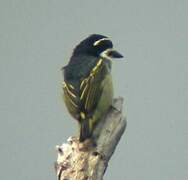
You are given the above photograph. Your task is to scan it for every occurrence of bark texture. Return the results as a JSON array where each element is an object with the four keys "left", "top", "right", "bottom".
[{"left": 54, "top": 97, "right": 127, "bottom": 180}]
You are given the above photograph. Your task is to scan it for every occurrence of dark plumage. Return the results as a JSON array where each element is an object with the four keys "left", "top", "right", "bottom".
[{"left": 62, "top": 34, "right": 123, "bottom": 142}]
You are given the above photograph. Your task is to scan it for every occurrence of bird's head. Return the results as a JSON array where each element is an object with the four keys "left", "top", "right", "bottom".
[{"left": 72, "top": 34, "right": 123, "bottom": 60}]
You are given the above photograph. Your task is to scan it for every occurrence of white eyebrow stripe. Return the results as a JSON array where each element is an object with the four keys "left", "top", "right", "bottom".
[{"left": 93, "top": 38, "right": 110, "bottom": 46}]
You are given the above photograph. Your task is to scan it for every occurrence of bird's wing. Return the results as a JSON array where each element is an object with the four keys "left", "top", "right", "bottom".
[
  {"left": 79, "top": 59, "right": 107, "bottom": 114},
  {"left": 62, "top": 59, "right": 108, "bottom": 119},
  {"left": 62, "top": 80, "right": 81, "bottom": 119}
]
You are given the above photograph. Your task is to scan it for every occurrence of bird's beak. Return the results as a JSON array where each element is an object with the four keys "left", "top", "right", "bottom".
[
  {"left": 108, "top": 49, "right": 124, "bottom": 58},
  {"left": 100, "top": 48, "right": 124, "bottom": 60}
]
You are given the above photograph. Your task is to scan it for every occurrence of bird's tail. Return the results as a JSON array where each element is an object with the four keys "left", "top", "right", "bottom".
[{"left": 79, "top": 118, "right": 92, "bottom": 142}]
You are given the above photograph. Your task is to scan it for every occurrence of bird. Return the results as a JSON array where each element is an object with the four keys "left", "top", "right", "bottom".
[{"left": 62, "top": 34, "right": 123, "bottom": 142}]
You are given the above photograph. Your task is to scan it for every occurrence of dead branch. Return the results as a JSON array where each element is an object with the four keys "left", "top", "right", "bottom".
[{"left": 54, "top": 97, "right": 127, "bottom": 180}]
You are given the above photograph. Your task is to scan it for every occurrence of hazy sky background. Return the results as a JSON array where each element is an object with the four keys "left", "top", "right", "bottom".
[{"left": 0, "top": 0, "right": 188, "bottom": 180}]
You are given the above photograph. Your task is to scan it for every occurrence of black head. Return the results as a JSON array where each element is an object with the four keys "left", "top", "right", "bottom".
[{"left": 71, "top": 34, "right": 123, "bottom": 60}]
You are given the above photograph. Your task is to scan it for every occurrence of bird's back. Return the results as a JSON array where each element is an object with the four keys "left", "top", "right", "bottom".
[{"left": 62, "top": 55, "right": 112, "bottom": 122}]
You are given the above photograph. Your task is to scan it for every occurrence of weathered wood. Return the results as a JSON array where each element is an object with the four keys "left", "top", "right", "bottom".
[{"left": 54, "top": 97, "right": 127, "bottom": 180}]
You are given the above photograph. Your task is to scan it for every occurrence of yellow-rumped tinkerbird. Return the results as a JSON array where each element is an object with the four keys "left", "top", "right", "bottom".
[{"left": 62, "top": 34, "right": 123, "bottom": 142}]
